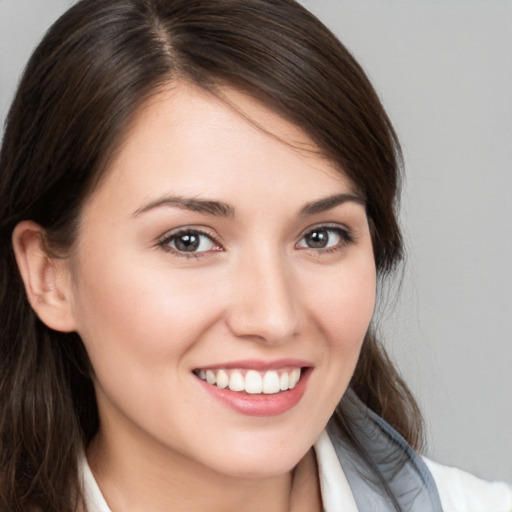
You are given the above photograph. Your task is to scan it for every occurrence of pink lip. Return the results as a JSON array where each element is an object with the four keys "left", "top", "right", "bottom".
[
  {"left": 194, "top": 361, "right": 313, "bottom": 417},
  {"left": 196, "top": 358, "right": 312, "bottom": 371}
]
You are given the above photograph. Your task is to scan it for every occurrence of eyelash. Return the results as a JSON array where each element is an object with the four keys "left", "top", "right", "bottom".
[{"left": 157, "top": 224, "right": 355, "bottom": 259}]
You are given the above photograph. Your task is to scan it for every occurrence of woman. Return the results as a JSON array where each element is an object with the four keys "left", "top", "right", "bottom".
[{"left": 0, "top": 0, "right": 510, "bottom": 511}]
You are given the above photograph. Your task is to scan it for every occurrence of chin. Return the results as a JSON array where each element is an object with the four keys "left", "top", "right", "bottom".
[{"left": 198, "top": 434, "right": 312, "bottom": 480}]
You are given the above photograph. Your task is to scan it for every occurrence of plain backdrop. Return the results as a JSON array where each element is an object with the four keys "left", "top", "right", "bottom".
[{"left": 1, "top": 0, "right": 511, "bottom": 483}]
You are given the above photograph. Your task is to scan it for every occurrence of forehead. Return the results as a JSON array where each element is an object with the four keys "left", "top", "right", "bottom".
[{"left": 83, "top": 81, "right": 357, "bottom": 217}]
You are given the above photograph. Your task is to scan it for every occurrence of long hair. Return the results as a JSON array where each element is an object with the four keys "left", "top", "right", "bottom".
[{"left": 0, "top": 0, "right": 422, "bottom": 509}]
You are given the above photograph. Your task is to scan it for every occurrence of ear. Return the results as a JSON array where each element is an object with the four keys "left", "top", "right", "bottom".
[{"left": 12, "top": 221, "right": 77, "bottom": 332}]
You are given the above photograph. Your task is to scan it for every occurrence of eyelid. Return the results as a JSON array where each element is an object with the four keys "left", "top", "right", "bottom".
[{"left": 298, "top": 222, "right": 353, "bottom": 239}]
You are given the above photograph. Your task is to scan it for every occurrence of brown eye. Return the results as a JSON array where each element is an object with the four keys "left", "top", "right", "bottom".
[
  {"left": 174, "top": 233, "right": 200, "bottom": 252},
  {"left": 164, "top": 230, "right": 217, "bottom": 253},
  {"left": 297, "top": 226, "right": 351, "bottom": 250},
  {"left": 304, "top": 229, "right": 331, "bottom": 249}
]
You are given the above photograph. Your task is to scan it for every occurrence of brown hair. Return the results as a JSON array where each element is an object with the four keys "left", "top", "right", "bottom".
[{"left": 0, "top": 0, "right": 422, "bottom": 510}]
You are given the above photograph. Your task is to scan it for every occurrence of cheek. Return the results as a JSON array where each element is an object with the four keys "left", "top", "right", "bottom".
[
  {"left": 310, "top": 259, "right": 376, "bottom": 349},
  {"left": 287, "top": 258, "right": 376, "bottom": 446},
  {"left": 69, "top": 256, "right": 224, "bottom": 438},
  {"left": 69, "top": 252, "right": 219, "bottom": 379},
  {"left": 306, "top": 256, "right": 376, "bottom": 403}
]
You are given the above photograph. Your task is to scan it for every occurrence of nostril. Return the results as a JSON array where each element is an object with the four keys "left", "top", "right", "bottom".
[{"left": 225, "top": 303, "right": 299, "bottom": 343}]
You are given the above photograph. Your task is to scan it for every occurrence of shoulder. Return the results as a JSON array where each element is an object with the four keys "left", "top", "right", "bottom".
[{"left": 423, "top": 457, "right": 512, "bottom": 512}]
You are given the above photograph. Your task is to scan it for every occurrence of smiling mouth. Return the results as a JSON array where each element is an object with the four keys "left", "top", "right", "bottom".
[{"left": 194, "top": 367, "right": 302, "bottom": 395}]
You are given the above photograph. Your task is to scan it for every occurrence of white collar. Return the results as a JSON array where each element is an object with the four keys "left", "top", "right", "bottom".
[
  {"left": 81, "top": 456, "right": 110, "bottom": 512},
  {"left": 81, "top": 431, "right": 358, "bottom": 512},
  {"left": 315, "top": 430, "right": 359, "bottom": 512}
]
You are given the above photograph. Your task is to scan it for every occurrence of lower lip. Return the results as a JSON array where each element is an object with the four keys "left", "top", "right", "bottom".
[{"left": 196, "top": 369, "right": 311, "bottom": 417}]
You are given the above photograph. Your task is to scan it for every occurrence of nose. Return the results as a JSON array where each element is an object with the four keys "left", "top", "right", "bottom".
[{"left": 225, "top": 249, "right": 300, "bottom": 344}]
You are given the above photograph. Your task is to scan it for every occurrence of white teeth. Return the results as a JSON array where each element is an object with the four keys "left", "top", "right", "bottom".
[
  {"left": 245, "top": 370, "right": 262, "bottom": 394},
  {"left": 263, "top": 371, "right": 281, "bottom": 394},
  {"left": 289, "top": 368, "right": 301, "bottom": 389},
  {"left": 279, "top": 372, "right": 289, "bottom": 391},
  {"left": 206, "top": 370, "right": 216, "bottom": 385},
  {"left": 216, "top": 370, "right": 229, "bottom": 389},
  {"left": 228, "top": 372, "right": 245, "bottom": 392},
  {"left": 197, "top": 367, "right": 303, "bottom": 394}
]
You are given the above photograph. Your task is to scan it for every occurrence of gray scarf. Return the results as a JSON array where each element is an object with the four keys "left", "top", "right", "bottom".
[{"left": 327, "top": 390, "right": 444, "bottom": 511}]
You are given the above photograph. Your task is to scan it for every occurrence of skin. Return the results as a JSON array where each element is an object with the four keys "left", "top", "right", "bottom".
[{"left": 56, "top": 83, "right": 376, "bottom": 511}]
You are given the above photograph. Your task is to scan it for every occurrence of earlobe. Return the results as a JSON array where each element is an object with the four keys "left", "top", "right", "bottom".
[{"left": 12, "top": 221, "right": 77, "bottom": 332}]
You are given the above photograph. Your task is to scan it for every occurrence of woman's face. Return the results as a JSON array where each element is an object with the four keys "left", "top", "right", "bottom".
[{"left": 66, "top": 83, "right": 376, "bottom": 478}]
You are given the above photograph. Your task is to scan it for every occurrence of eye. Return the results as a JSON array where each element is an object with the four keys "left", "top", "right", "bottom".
[
  {"left": 296, "top": 226, "right": 352, "bottom": 251},
  {"left": 159, "top": 229, "right": 219, "bottom": 254}
]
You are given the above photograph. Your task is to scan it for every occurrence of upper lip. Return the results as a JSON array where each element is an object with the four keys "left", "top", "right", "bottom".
[{"left": 193, "top": 358, "right": 313, "bottom": 371}]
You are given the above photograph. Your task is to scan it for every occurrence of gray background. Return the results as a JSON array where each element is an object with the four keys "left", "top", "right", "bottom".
[{"left": 1, "top": 0, "right": 511, "bottom": 483}]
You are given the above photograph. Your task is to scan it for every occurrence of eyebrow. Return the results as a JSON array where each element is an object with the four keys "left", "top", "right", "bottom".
[
  {"left": 298, "top": 193, "right": 366, "bottom": 216},
  {"left": 132, "top": 196, "right": 235, "bottom": 218},
  {"left": 132, "top": 192, "right": 365, "bottom": 219}
]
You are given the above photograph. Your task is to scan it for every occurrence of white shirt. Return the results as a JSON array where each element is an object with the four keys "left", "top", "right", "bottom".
[{"left": 81, "top": 432, "right": 512, "bottom": 512}]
